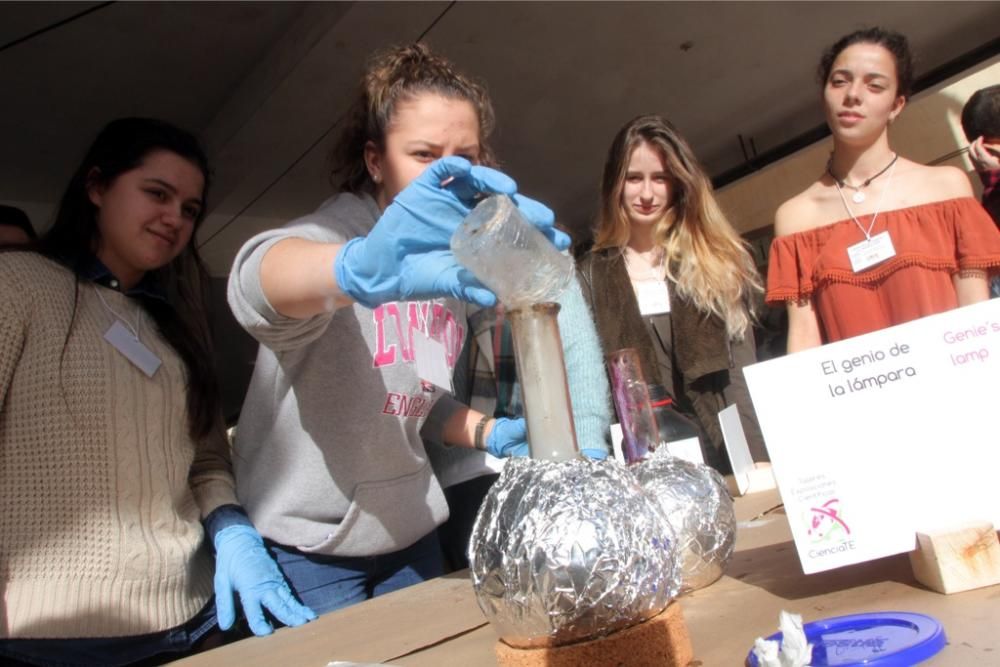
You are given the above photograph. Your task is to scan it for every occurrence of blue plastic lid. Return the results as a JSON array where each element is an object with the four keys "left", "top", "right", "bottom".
[{"left": 745, "top": 611, "right": 947, "bottom": 666}]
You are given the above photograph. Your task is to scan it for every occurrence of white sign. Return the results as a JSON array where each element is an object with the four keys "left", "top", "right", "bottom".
[
  {"left": 610, "top": 424, "right": 703, "bottom": 466},
  {"left": 664, "top": 436, "right": 703, "bottom": 466},
  {"left": 719, "top": 404, "right": 755, "bottom": 495},
  {"left": 744, "top": 299, "right": 1000, "bottom": 573},
  {"left": 610, "top": 423, "right": 626, "bottom": 464}
]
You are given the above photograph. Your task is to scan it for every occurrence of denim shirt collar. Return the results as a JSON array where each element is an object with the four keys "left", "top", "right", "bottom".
[{"left": 82, "top": 256, "right": 168, "bottom": 301}]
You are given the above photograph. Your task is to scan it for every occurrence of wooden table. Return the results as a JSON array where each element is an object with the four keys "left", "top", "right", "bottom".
[{"left": 173, "top": 489, "right": 1000, "bottom": 666}]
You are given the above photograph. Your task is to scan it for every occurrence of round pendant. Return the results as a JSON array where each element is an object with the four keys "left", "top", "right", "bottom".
[{"left": 852, "top": 190, "right": 866, "bottom": 204}]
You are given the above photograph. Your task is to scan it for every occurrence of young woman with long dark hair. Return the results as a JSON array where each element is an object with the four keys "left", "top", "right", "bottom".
[
  {"left": 0, "top": 118, "right": 313, "bottom": 667},
  {"left": 768, "top": 28, "right": 1000, "bottom": 351}
]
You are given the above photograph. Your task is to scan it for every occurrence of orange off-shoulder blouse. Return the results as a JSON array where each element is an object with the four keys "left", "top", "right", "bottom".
[{"left": 766, "top": 197, "right": 1000, "bottom": 343}]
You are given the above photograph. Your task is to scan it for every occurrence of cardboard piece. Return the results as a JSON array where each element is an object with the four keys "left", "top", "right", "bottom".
[{"left": 719, "top": 404, "right": 754, "bottom": 492}]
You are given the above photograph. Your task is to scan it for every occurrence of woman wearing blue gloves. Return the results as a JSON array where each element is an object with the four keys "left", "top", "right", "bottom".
[
  {"left": 226, "top": 44, "right": 578, "bottom": 616},
  {"left": 0, "top": 118, "right": 312, "bottom": 667}
]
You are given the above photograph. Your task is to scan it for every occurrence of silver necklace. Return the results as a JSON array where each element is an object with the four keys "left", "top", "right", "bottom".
[
  {"left": 827, "top": 153, "right": 899, "bottom": 204},
  {"left": 833, "top": 156, "right": 898, "bottom": 240}
]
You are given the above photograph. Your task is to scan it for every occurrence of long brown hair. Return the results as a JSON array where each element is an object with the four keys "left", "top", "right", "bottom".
[
  {"left": 19, "top": 118, "right": 221, "bottom": 440},
  {"left": 593, "top": 114, "right": 761, "bottom": 338},
  {"left": 329, "top": 42, "right": 497, "bottom": 193}
]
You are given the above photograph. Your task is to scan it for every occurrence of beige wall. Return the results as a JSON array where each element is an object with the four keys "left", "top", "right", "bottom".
[{"left": 719, "top": 54, "right": 1000, "bottom": 267}]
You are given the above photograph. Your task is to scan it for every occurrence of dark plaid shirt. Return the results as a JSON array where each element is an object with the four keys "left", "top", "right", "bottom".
[{"left": 460, "top": 305, "right": 521, "bottom": 419}]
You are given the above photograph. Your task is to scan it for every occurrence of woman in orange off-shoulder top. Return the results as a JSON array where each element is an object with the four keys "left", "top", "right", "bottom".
[{"left": 767, "top": 27, "right": 1000, "bottom": 352}]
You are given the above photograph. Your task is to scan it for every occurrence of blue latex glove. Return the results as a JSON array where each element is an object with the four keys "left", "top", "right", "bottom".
[
  {"left": 580, "top": 448, "right": 609, "bottom": 461},
  {"left": 335, "top": 157, "right": 567, "bottom": 308},
  {"left": 213, "top": 525, "right": 317, "bottom": 636},
  {"left": 336, "top": 157, "right": 511, "bottom": 308},
  {"left": 486, "top": 417, "right": 530, "bottom": 458}
]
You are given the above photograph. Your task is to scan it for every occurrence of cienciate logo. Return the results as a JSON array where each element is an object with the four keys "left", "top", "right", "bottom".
[{"left": 805, "top": 498, "right": 851, "bottom": 544}]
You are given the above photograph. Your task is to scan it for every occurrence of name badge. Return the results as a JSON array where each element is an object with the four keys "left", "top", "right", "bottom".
[
  {"left": 847, "top": 231, "right": 896, "bottom": 273},
  {"left": 634, "top": 279, "right": 671, "bottom": 315},
  {"left": 103, "top": 321, "right": 161, "bottom": 377},
  {"left": 413, "top": 330, "right": 453, "bottom": 393}
]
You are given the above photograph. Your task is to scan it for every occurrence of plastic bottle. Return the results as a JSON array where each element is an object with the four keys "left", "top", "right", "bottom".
[
  {"left": 451, "top": 194, "right": 573, "bottom": 310},
  {"left": 647, "top": 384, "right": 703, "bottom": 464}
]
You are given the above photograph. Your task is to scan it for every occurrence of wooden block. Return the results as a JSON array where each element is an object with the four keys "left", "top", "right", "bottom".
[
  {"left": 908, "top": 522, "right": 1000, "bottom": 594},
  {"left": 494, "top": 602, "right": 695, "bottom": 667}
]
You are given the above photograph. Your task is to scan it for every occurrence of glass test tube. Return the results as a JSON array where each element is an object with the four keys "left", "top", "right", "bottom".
[
  {"left": 607, "top": 348, "right": 658, "bottom": 464},
  {"left": 507, "top": 303, "right": 580, "bottom": 461}
]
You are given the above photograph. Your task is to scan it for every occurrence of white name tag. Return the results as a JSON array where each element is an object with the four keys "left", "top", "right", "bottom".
[
  {"left": 634, "top": 279, "right": 671, "bottom": 315},
  {"left": 847, "top": 231, "right": 896, "bottom": 273},
  {"left": 103, "top": 321, "right": 161, "bottom": 377},
  {"left": 413, "top": 330, "right": 453, "bottom": 393}
]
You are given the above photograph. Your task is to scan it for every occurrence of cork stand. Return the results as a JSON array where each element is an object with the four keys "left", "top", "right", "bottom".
[{"left": 494, "top": 601, "right": 695, "bottom": 667}]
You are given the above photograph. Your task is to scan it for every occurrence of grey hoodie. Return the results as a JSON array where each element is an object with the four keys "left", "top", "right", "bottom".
[{"left": 227, "top": 192, "right": 464, "bottom": 557}]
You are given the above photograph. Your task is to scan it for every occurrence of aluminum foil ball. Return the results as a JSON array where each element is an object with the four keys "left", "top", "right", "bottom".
[
  {"left": 632, "top": 452, "right": 736, "bottom": 592},
  {"left": 469, "top": 457, "right": 681, "bottom": 648}
]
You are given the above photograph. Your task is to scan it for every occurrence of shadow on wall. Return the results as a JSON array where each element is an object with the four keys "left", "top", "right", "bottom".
[{"left": 208, "top": 277, "right": 258, "bottom": 425}]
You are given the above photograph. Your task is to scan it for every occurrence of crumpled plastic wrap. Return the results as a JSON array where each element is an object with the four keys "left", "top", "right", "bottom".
[
  {"left": 752, "top": 610, "right": 813, "bottom": 667},
  {"left": 469, "top": 457, "right": 681, "bottom": 647},
  {"left": 632, "top": 451, "right": 736, "bottom": 592}
]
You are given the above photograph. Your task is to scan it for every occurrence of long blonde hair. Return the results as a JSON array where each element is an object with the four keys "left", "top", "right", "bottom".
[{"left": 593, "top": 114, "right": 762, "bottom": 339}]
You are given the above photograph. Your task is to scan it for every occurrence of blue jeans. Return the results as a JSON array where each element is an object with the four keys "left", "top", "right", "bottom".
[
  {"left": 266, "top": 531, "right": 444, "bottom": 616},
  {"left": 0, "top": 600, "right": 218, "bottom": 667}
]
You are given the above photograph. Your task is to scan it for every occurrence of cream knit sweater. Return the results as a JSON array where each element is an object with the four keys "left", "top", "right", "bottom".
[{"left": 0, "top": 253, "right": 238, "bottom": 639}]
